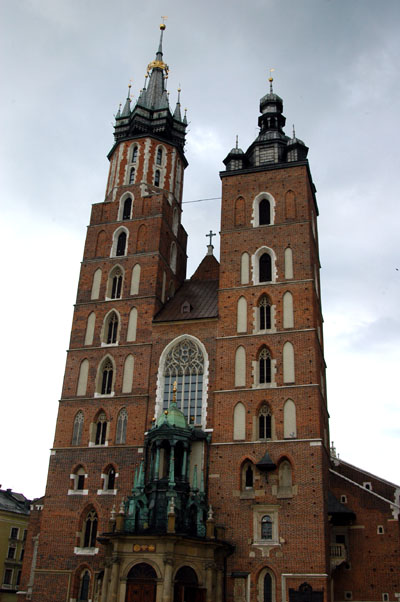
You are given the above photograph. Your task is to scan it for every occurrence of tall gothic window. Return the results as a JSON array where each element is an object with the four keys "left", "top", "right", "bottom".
[
  {"left": 83, "top": 510, "right": 98, "bottom": 548},
  {"left": 116, "top": 408, "right": 128, "bottom": 444},
  {"left": 129, "top": 167, "right": 135, "bottom": 184},
  {"left": 259, "top": 404, "right": 272, "bottom": 439},
  {"left": 154, "top": 169, "right": 160, "bottom": 186},
  {"left": 259, "top": 348, "right": 272, "bottom": 384},
  {"left": 259, "top": 198, "right": 271, "bottom": 225},
  {"left": 116, "top": 231, "right": 127, "bottom": 256},
  {"left": 95, "top": 413, "right": 107, "bottom": 445},
  {"left": 259, "top": 296, "right": 271, "bottom": 330},
  {"left": 163, "top": 338, "right": 204, "bottom": 425},
  {"left": 122, "top": 197, "right": 132, "bottom": 220},
  {"left": 101, "top": 361, "right": 113, "bottom": 395},
  {"left": 156, "top": 147, "right": 163, "bottom": 165},
  {"left": 110, "top": 268, "right": 123, "bottom": 299},
  {"left": 131, "top": 146, "right": 138, "bottom": 163},
  {"left": 72, "top": 411, "right": 84, "bottom": 446},
  {"left": 105, "top": 312, "right": 118, "bottom": 344},
  {"left": 261, "top": 515, "right": 272, "bottom": 540},
  {"left": 259, "top": 253, "right": 272, "bottom": 282},
  {"left": 78, "top": 570, "right": 90, "bottom": 602}
]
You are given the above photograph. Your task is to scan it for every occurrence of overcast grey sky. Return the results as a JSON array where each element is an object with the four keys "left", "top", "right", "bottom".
[{"left": 1, "top": 0, "right": 399, "bottom": 500}]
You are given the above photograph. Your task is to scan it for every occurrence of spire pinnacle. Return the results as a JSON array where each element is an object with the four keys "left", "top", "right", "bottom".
[
  {"left": 235, "top": 135, "right": 239, "bottom": 149},
  {"left": 292, "top": 123, "right": 296, "bottom": 138},
  {"left": 268, "top": 68, "right": 275, "bottom": 93}
]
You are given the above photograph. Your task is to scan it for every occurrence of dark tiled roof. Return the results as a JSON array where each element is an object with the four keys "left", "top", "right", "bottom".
[
  {"left": 154, "top": 279, "right": 218, "bottom": 322},
  {"left": 0, "top": 489, "right": 30, "bottom": 515}
]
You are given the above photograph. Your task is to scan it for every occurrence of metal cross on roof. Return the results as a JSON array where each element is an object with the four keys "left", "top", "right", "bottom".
[{"left": 206, "top": 230, "right": 216, "bottom": 246}]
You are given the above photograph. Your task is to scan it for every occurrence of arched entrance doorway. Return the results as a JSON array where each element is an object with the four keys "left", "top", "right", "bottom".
[
  {"left": 125, "top": 563, "right": 157, "bottom": 602},
  {"left": 174, "top": 566, "right": 205, "bottom": 602}
]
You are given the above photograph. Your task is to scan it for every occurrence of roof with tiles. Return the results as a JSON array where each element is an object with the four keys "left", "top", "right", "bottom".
[
  {"left": 154, "top": 254, "right": 219, "bottom": 323},
  {"left": 0, "top": 488, "right": 30, "bottom": 515}
]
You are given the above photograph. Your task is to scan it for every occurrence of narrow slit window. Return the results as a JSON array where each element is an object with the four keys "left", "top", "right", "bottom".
[
  {"left": 122, "top": 198, "right": 132, "bottom": 220},
  {"left": 154, "top": 169, "right": 160, "bottom": 186},
  {"left": 129, "top": 167, "right": 135, "bottom": 184},
  {"left": 259, "top": 296, "right": 271, "bottom": 330},
  {"left": 101, "top": 361, "right": 113, "bottom": 395},
  {"left": 116, "top": 232, "right": 127, "bottom": 256},
  {"left": 259, "top": 348, "right": 272, "bottom": 384}
]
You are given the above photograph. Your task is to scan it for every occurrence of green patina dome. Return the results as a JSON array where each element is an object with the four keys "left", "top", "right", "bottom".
[{"left": 156, "top": 401, "right": 189, "bottom": 430}]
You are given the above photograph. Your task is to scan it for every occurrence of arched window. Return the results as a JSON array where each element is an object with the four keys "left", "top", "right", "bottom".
[
  {"left": 263, "top": 573, "right": 272, "bottom": 602},
  {"left": 83, "top": 509, "right": 98, "bottom": 548},
  {"left": 259, "top": 296, "right": 271, "bottom": 330},
  {"left": 259, "top": 348, "right": 271, "bottom": 384},
  {"left": 154, "top": 169, "right": 160, "bottom": 186},
  {"left": 84, "top": 312, "right": 96, "bottom": 346},
  {"left": 95, "top": 412, "right": 107, "bottom": 445},
  {"left": 116, "top": 231, "right": 127, "bottom": 256},
  {"left": 105, "top": 466, "right": 116, "bottom": 490},
  {"left": 170, "top": 242, "right": 177, "bottom": 273},
  {"left": 162, "top": 338, "right": 204, "bottom": 425},
  {"left": 100, "top": 360, "right": 113, "bottom": 395},
  {"left": 109, "top": 267, "right": 123, "bottom": 299},
  {"left": 116, "top": 408, "right": 127, "bottom": 444},
  {"left": 72, "top": 411, "right": 84, "bottom": 446},
  {"left": 259, "top": 198, "right": 271, "bottom": 225},
  {"left": 237, "top": 296, "right": 247, "bottom": 333},
  {"left": 122, "top": 197, "right": 132, "bottom": 220},
  {"left": 259, "top": 253, "right": 272, "bottom": 282},
  {"left": 78, "top": 570, "right": 90, "bottom": 602},
  {"left": 261, "top": 515, "right": 273, "bottom": 540},
  {"left": 258, "top": 404, "right": 272, "bottom": 440},
  {"left": 242, "top": 461, "right": 254, "bottom": 489},
  {"left": 73, "top": 466, "right": 86, "bottom": 491},
  {"left": 77, "top": 359, "right": 89, "bottom": 396},
  {"left": 233, "top": 402, "right": 245, "bottom": 440},
  {"left": 129, "top": 167, "right": 135, "bottom": 184},
  {"left": 156, "top": 147, "right": 163, "bottom": 165},
  {"left": 104, "top": 311, "right": 118, "bottom": 344},
  {"left": 131, "top": 145, "right": 138, "bottom": 163},
  {"left": 234, "top": 346, "right": 246, "bottom": 387},
  {"left": 91, "top": 268, "right": 102, "bottom": 300}
]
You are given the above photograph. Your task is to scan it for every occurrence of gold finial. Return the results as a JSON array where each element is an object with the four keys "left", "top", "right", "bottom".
[
  {"left": 160, "top": 15, "right": 168, "bottom": 29},
  {"left": 268, "top": 68, "right": 275, "bottom": 92},
  {"left": 164, "top": 409, "right": 168, "bottom": 415},
  {"left": 172, "top": 380, "right": 177, "bottom": 404}
]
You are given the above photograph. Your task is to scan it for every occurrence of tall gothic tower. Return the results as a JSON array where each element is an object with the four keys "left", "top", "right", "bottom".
[{"left": 21, "top": 23, "right": 399, "bottom": 602}]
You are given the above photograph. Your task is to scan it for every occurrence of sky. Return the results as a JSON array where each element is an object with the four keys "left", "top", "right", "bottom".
[{"left": 0, "top": 0, "right": 399, "bottom": 500}]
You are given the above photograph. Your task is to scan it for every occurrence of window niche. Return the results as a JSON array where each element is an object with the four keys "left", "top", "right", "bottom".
[
  {"left": 252, "top": 506, "right": 279, "bottom": 550},
  {"left": 252, "top": 192, "right": 275, "bottom": 227},
  {"left": 253, "top": 347, "right": 276, "bottom": 388},
  {"left": 277, "top": 459, "right": 294, "bottom": 498},
  {"left": 69, "top": 466, "right": 88, "bottom": 495},
  {"left": 89, "top": 412, "right": 109, "bottom": 447},
  {"left": 115, "top": 408, "right": 128, "bottom": 444},
  {"left": 102, "top": 311, "right": 119, "bottom": 346},
  {"left": 258, "top": 404, "right": 272, "bottom": 440},
  {"left": 72, "top": 411, "right": 84, "bottom": 446},
  {"left": 240, "top": 461, "right": 255, "bottom": 498},
  {"left": 120, "top": 195, "right": 133, "bottom": 221},
  {"left": 255, "top": 294, "right": 275, "bottom": 333},
  {"left": 97, "top": 465, "right": 118, "bottom": 495},
  {"left": 252, "top": 247, "right": 276, "bottom": 285},
  {"left": 74, "top": 509, "right": 98, "bottom": 554},
  {"left": 107, "top": 266, "right": 124, "bottom": 300},
  {"left": 96, "top": 358, "right": 114, "bottom": 397}
]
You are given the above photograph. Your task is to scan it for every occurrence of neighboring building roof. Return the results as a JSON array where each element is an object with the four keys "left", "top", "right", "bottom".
[
  {"left": 0, "top": 488, "right": 30, "bottom": 515},
  {"left": 327, "top": 491, "right": 356, "bottom": 524},
  {"left": 154, "top": 279, "right": 218, "bottom": 322}
]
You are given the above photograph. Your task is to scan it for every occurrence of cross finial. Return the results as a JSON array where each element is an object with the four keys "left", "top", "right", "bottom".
[
  {"left": 235, "top": 134, "right": 238, "bottom": 149},
  {"left": 268, "top": 68, "right": 275, "bottom": 93},
  {"left": 206, "top": 230, "right": 216, "bottom": 246},
  {"left": 292, "top": 124, "right": 296, "bottom": 138}
]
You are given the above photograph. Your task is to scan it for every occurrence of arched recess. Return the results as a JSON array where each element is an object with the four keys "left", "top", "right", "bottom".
[
  {"left": 252, "top": 246, "right": 277, "bottom": 285},
  {"left": 278, "top": 458, "right": 293, "bottom": 498},
  {"left": 77, "top": 359, "right": 89, "bottom": 396},
  {"left": 84, "top": 312, "right": 96, "bottom": 345},
  {"left": 285, "top": 189, "right": 296, "bottom": 220},
  {"left": 234, "top": 346, "right": 246, "bottom": 387},
  {"left": 116, "top": 408, "right": 127, "bottom": 444},
  {"left": 127, "top": 308, "right": 138, "bottom": 342},
  {"left": 170, "top": 242, "right": 177, "bottom": 273},
  {"left": 252, "top": 191, "right": 275, "bottom": 227},
  {"left": 241, "top": 252, "right": 249, "bottom": 285},
  {"left": 283, "top": 291, "right": 294, "bottom": 328},
  {"left": 91, "top": 268, "right": 102, "bottom": 300},
  {"left": 172, "top": 207, "right": 179, "bottom": 235},
  {"left": 95, "top": 230, "right": 106, "bottom": 257},
  {"left": 130, "top": 264, "right": 141, "bottom": 295},
  {"left": 122, "top": 354, "right": 134, "bottom": 393},
  {"left": 241, "top": 459, "right": 254, "bottom": 489},
  {"left": 174, "top": 566, "right": 200, "bottom": 602},
  {"left": 257, "top": 567, "right": 276, "bottom": 602},
  {"left": 284, "top": 247, "right": 294, "bottom": 279},
  {"left": 74, "top": 568, "right": 91, "bottom": 602},
  {"left": 283, "top": 342, "right": 295, "bottom": 383},
  {"left": 237, "top": 296, "right": 247, "bottom": 333},
  {"left": 283, "top": 399, "right": 297, "bottom": 438},
  {"left": 136, "top": 224, "right": 147, "bottom": 252},
  {"left": 72, "top": 411, "right": 84, "bottom": 446},
  {"left": 234, "top": 196, "right": 245, "bottom": 227},
  {"left": 155, "top": 335, "right": 209, "bottom": 427},
  {"left": 233, "top": 402, "right": 246, "bottom": 440}
]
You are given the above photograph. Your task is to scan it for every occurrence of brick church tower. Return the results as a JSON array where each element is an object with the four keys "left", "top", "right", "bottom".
[{"left": 20, "top": 23, "right": 399, "bottom": 602}]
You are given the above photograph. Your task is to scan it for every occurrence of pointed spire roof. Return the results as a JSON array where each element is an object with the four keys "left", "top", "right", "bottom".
[
  {"left": 173, "top": 87, "right": 182, "bottom": 121},
  {"left": 140, "top": 24, "right": 169, "bottom": 111},
  {"left": 121, "top": 85, "right": 132, "bottom": 117}
]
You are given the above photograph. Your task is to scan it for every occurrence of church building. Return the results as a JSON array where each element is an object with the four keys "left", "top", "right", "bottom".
[{"left": 18, "top": 24, "right": 399, "bottom": 602}]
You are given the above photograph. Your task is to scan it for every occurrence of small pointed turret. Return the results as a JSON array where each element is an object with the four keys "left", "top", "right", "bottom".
[
  {"left": 173, "top": 87, "right": 182, "bottom": 121},
  {"left": 121, "top": 84, "right": 132, "bottom": 117}
]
